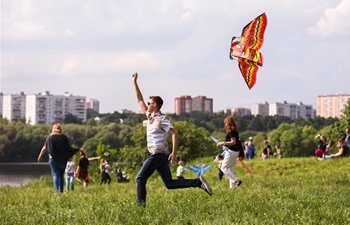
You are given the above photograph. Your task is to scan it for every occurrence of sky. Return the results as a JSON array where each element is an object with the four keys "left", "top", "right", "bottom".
[{"left": 1, "top": 0, "right": 350, "bottom": 114}]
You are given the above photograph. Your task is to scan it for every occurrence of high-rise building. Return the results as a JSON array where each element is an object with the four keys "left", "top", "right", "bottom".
[
  {"left": 174, "top": 95, "right": 213, "bottom": 115},
  {"left": 317, "top": 94, "right": 350, "bottom": 118},
  {"left": 251, "top": 102, "right": 269, "bottom": 116},
  {"left": 269, "top": 101, "right": 313, "bottom": 119},
  {"left": 3, "top": 92, "right": 26, "bottom": 121},
  {"left": 174, "top": 95, "right": 192, "bottom": 115},
  {"left": 26, "top": 91, "right": 86, "bottom": 125},
  {"left": 86, "top": 98, "right": 100, "bottom": 113},
  {"left": 192, "top": 96, "right": 213, "bottom": 114},
  {"left": 234, "top": 107, "right": 251, "bottom": 116}
]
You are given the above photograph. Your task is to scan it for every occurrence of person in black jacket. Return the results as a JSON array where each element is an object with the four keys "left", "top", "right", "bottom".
[{"left": 38, "top": 123, "right": 85, "bottom": 193}]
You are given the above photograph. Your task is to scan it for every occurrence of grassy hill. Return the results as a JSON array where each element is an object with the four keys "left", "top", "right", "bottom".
[{"left": 1, "top": 157, "right": 350, "bottom": 225}]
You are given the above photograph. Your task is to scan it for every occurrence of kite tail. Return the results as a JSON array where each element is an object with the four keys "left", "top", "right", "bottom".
[{"left": 236, "top": 158, "right": 254, "bottom": 175}]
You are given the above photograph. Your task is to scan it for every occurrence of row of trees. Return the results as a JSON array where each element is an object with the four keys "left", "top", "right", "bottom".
[{"left": 0, "top": 100, "right": 349, "bottom": 164}]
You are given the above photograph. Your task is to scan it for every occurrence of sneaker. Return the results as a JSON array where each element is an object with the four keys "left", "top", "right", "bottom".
[
  {"left": 235, "top": 180, "right": 242, "bottom": 187},
  {"left": 199, "top": 175, "right": 212, "bottom": 196}
]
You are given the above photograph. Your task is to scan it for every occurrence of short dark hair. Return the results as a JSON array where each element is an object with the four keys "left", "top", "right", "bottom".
[{"left": 150, "top": 96, "right": 163, "bottom": 109}]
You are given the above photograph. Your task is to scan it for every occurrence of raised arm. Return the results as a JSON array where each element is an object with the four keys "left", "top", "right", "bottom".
[
  {"left": 315, "top": 134, "right": 321, "bottom": 140},
  {"left": 132, "top": 72, "right": 147, "bottom": 113}
]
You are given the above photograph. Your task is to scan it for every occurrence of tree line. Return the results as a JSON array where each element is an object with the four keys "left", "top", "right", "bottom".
[{"left": 0, "top": 100, "right": 349, "bottom": 164}]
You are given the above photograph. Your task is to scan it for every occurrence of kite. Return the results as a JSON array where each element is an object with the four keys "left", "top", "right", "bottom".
[
  {"left": 210, "top": 136, "right": 254, "bottom": 175},
  {"left": 230, "top": 12, "right": 267, "bottom": 89},
  {"left": 186, "top": 164, "right": 213, "bottom": 177}
]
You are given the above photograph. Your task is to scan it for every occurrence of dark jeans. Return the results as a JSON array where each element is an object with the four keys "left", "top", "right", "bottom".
[
  {"left": 49, "top": 158, "right": 65, "bottom": 193},
  {"left": 136, "top": 153, "right": 200, "bottom": 206}
]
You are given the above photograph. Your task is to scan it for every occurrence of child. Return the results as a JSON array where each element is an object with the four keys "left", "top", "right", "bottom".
[
  {"left": 216, "top": 154, "right": 224, "bottom": 180},
  {"left": 65, "top": 157, "right": 75, "bottom": 191},
  {"left": 176, "top": 161, "right": 186, "bottom": 179}
]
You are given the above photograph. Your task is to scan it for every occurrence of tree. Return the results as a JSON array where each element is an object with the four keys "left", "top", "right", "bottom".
[{"left": 64, "top": 113, "right": 83, "bottom": 124}]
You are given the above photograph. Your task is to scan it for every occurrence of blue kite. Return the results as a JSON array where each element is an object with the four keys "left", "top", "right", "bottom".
[{"left": 186, "top": 164, "right": 213, "bottom": 177}]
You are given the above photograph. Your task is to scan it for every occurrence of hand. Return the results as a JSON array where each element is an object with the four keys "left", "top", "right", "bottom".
[
  {"left": 37, "top": 157, "right": 41, "bottom": 163},
  {"left": 132, "top": 72, "right": 138, "bottom": 81},
  {"left": 168, "top": 153, "right": 177, "bottom": 164}
]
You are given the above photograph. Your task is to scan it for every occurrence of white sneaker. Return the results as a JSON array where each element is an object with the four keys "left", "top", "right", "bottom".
[{"left": 199, "top": 175, "right": 212, "bottom": 196}]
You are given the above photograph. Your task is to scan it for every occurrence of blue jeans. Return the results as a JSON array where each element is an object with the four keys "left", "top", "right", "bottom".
[
  {"left": 66, "top": 172, "right": 74, "bottom": 191},
  {"left": 49, "top": 158, "right": 65, "bottom": 193},
  {"left": 136, "top": 153, "right": 200, "bottom": 206}
]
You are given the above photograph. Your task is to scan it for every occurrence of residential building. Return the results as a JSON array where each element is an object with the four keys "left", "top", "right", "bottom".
[
  {"left": 269, "top": 101, "right": 314, "bottom": 119},
  {"left": 117, "top": 109, "right": 133, "bottom": 114},
  {"left": 251, "top": 102, "right": 269, "bottom": 116},
  {"left": 192, "top": 96, "right": 213, "bottom": 114},
  {"left": 174, "top": 95, "right": 213, "bottom": 115},
  {"left": 26, "top": 91, "right": 86, "bottom": 125},
  {"left": 174, "top": 95, "right": 192, "bottom": 115},
  {"left": 317, "top": 94, "right": 350, "bottom": 118},
  {"left": 86, "top": 98, "right": 100, "bottom": 113},
  {"left": 234, "top": 107, "right": 251, "bottom": 116},
  {"left": 3, "top": 92, "right": 26, "bottom": 122}
]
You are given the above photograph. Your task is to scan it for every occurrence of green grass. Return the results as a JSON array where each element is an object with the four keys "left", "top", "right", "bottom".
[{"left": 1, "top": 157, "right": 350, "bottom": 225}]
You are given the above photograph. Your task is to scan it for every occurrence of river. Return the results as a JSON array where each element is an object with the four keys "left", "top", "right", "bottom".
[{"left": 0, "top": 163, "right": 52, "bottom": 187}]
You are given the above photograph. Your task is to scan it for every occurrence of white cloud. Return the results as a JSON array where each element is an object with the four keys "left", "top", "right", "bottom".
[
  {"left": 307, "top": 0, "right": 350, "bottom": 36},
  {"left": 1, "top": 0, "right": 350, "bottom": 113}
]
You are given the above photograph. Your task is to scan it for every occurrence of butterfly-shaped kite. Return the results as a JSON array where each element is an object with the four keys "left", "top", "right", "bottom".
[{"left": 230, "top": 13, "right": 267, "bottom": 89}]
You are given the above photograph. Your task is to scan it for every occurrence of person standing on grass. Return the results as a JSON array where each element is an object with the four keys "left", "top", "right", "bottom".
[
  {"left": 248, "top": 137, "right": 255, "bottom": 160},
  {"left": 65, "top": 157, "right": 75, "bottom": 191},
  {"left": 345, "top": 128, "right": 350, "bottom": 147},
  {"left": 176, "top": 161, "right": 186, "bottom": 179},
  {"left": 132, "top": 72, "right": 212, "bottom": 207},
  {"left": 262, "top": 140, "right": 272, "bottom": 159},
  {"left": 217, "top": 116, "right": 242, "bottom": 189},
  {"left": 37, "top": 123, "right": 85, "bottom": 193},
  {"left": 75, "top": 151, "right": 89, "bottom": 188}
]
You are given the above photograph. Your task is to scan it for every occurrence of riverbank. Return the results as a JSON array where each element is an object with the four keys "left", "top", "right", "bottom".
[{"left": 0, "top": 163, "right": 51, "bottom": 187}]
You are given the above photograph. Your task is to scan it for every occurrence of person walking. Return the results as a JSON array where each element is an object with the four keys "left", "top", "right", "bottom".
[
  {"left": 132, "top": 72, "right": 212, "bottom": 207},
  {"left": 65, "top": 157, "right": 75, "bottom": 191},
  {"left": 217, "top": 116, "right": 242, "bottom": 189},
  {"left": 75, "top": 151, "right": 89, "bottom": 188},
  {"left": 37, "top": 123, "right": 85, "bottom": 193}
]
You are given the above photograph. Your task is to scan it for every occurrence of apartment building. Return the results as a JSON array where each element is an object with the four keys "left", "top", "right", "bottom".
[
  {"left": 234, "top": 107, "right": 251, "bottom": 116},
  {"left": 174, "top": 95, "right": 213, "bottom": 115},
  {"left": 174, "top": 95, "right": 192, "bottom": 115},
  {"left": 26, "top": 91, "right": 86, "bottom": 125},
  {"left": 3, "top": 92, "right": 26, "bottom": 121},
  {"left": 269, "top": 101, "right": 314, "bottom": 119},
  {"left": 317, "top": 94, "right": 350, "bottom": 118},
  {"left": 251, "top": 102, "right": 269, "bottom": 116},
  {"left": 86, "top": 98, "right": 100, "bottom": 113}
]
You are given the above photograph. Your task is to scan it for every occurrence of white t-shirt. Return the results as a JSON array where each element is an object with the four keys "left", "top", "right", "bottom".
[
  {"left": 146, "top": 111, "right": 173, "bottom": 155},
  {"left": 176, "top": 165, "right": 185, "bottom": 177},
  {"left": 65, "top": 161, "right": 75, "bottom": 173}
]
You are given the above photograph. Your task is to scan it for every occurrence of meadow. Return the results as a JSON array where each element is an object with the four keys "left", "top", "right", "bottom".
[{"left": 1, "top": 157, "right": 350, "bottom": 225}]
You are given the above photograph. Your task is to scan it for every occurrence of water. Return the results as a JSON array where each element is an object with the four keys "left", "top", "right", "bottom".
[{"left": 0, "top": 163, "right": 52, "bottom": 187}]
